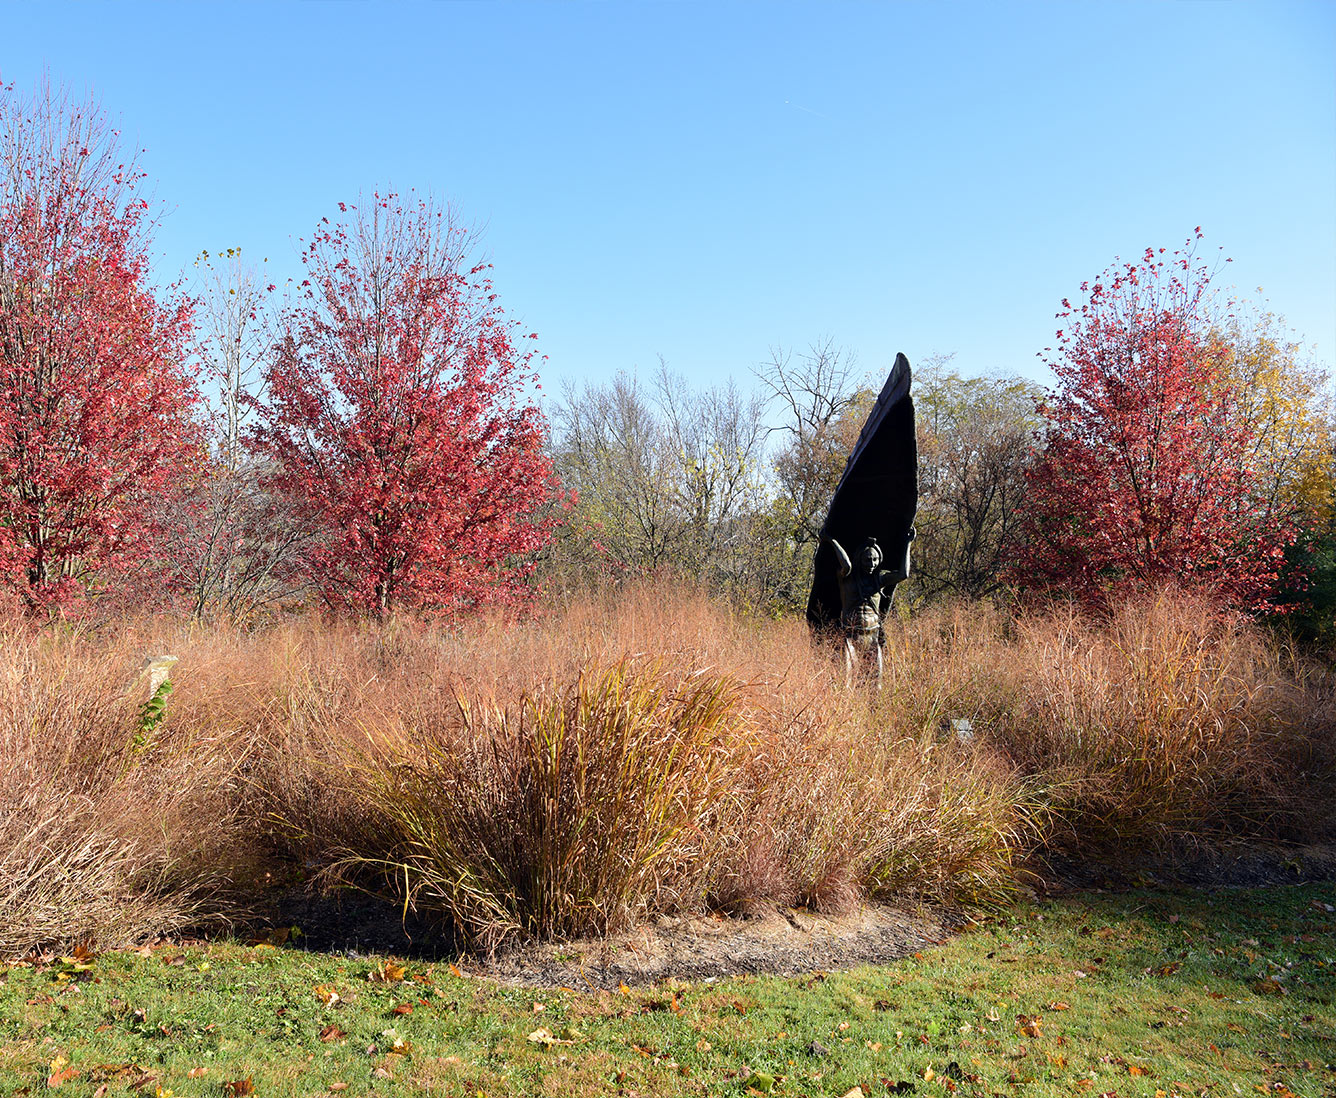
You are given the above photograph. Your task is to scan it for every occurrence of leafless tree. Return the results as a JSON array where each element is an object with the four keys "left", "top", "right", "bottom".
[
  {"left": 911, "top": 356, "right": 1042, "bottom": 600},
  {"left": 754, "top": 338, "right": 870, "bottom": 545},
  {"left": 173, "top": 251, "right": 315, "bottom": 622},
  {"left": 548, "top": 360, "right": 769, "bottom": 596}
]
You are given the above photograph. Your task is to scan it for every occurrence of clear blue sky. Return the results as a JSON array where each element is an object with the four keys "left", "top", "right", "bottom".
[{"left": 8, "top": 1, "right": 1335, "bottom": 396}]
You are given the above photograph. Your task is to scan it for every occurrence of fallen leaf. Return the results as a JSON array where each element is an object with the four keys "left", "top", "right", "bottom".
[
  {"left": 223, "top": 1081, "right": 255, "bottom": 1098},
  {"left": 186, "top": 1068, "right": 208, "bottom": 1079},
  {"left": 327, "top": 1086, "right": 347, "bottom": 1093},
  {"left": 47, "top": 1066, "right": 80, "bottom": 1089},
  {"left": 1046, "top": 1001, "right": 1070, "bottom": 1011},
  {"left": 1016, "top": 1014, "right": 1043, "bottom": 1038},
  {"left": 319, "top": 1024, "right": 345, "bottom": 1042},
  {"left": 313, "top": 984, "right": 341, "bottom": 1006},
  {"left": 840, "top": 1088, "right": 866, "bottom": 1098},
  {"left": 1128, "top": 1064, "right": 1151, "bottom": 1076},
  {"left": 370, "top": 961, "right": 406, "bottom": 984},
  {"left": 390, "top": 1004, "right": 412, "bottom": 1016}
]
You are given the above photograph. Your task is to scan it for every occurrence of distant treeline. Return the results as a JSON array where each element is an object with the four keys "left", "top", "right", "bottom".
[{"left": 1, "top": 83, "right": 1333, "bottom": 643}]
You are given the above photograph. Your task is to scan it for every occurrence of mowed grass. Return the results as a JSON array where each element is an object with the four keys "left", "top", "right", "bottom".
[{"left": 2, "top": 883, "right": 1332, "bottom": 1098}]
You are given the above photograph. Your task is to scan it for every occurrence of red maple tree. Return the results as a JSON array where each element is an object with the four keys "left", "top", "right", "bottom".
[
  {"left": 1017, "top": 232, "right": 1296, "bottom": 609},
  {"left": 254, "top": 195, "right": 563, "bottom": 618},
  {"left": 0, "top": 83, "right": 203, "bottom": 611}
]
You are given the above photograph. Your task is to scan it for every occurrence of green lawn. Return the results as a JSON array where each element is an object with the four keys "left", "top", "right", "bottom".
[{"left": 2, "top": 884, "right": 1332, "bottom": 1098}]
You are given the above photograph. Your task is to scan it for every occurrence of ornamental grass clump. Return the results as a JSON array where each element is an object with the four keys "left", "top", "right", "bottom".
[
  {"left": 997, "top": 590, "right": 1329, "bottom": 848},
  {"left": 0, "top": 627, "right": 243, "bottom": 957},
  {"left": 337, "top": 660, "right": 747, "bottom": 951}
]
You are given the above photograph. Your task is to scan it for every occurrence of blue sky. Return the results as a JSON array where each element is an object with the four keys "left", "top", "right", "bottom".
[{"left": 7, "top": 1, "right": 1335, "bottom": 397}]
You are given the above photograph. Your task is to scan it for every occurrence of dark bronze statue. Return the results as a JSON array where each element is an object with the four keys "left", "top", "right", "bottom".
[
  {"left": 824, "top": 532, "right": 913, "bottom": 683},
  {"left": 807, "top": 353, "right": 918, "bottom": 685}
]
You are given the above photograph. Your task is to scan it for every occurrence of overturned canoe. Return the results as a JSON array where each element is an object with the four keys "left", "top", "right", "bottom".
[{"left": 806, "top": 352, "right": 918, "bottom": 633}]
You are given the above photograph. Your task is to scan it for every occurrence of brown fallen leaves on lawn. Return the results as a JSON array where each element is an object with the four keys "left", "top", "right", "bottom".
[
  {"left": 1015, "top": 1013, "right": 1043, "bottom": 1038},
  {"left": 46, "top": 1056, "right": 80, "bottom": 1088},
  {"left": 369, "top": 960, "right": 407, "bottom": 984}
]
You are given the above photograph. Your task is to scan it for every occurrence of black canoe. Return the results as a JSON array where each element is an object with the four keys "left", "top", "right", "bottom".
[{"left": 805, "top": 352, "right": 918, "bottom": 632}]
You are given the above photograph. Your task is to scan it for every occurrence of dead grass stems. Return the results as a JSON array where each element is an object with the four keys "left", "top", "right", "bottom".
[{"left": 0, "top": 583, "right": 1329, "bottom": 955}]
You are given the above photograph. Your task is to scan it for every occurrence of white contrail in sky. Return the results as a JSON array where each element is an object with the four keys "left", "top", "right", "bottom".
[{"left": 784, "top": 99, "right": 829, "bottom": 119}]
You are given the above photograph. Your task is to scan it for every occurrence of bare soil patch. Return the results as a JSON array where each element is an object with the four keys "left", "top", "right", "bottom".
[
  {"left": 266, "top": 888, "right": 956, "bottom": 987},
  {"left": 264, "top": 841, "right": 1336, "bottom": 987},
  {"left": 485, "top": 902, "right": 959, "bottom": 989}
]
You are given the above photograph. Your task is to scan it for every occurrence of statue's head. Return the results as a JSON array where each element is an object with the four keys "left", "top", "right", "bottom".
[{"left": 857, "top": 537, "right": 882, "bottom": 572}]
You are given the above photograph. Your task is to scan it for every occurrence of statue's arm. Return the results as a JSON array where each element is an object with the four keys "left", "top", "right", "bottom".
[
  {"left": 881, "top": 527, "right": 916, "bottom": 591},
  {"left": 823, "top": 535, "right": 852, "bottom": 578}
]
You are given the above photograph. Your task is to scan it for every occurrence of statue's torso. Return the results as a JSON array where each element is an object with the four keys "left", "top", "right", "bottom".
[{"left": 838, "top": 570, "right": 886, "bottom": 632}]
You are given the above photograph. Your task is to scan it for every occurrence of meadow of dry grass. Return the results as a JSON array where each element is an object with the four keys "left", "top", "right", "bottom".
[{"left": 1, "top": 586, "right": 1331, "bottom": 957}]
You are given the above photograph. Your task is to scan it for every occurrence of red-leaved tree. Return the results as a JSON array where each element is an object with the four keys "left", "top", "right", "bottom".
[
  {"left": 0, "top": 82, "right": 202, "bottom": 611},
  {"left": 254, "top": 194, "right": 562, "bottom": 618},
  {"left": 1017, "top": 231, "right": 1297, "bottom": 609}
]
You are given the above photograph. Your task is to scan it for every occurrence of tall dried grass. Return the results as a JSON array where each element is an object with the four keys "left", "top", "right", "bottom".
[
  {"left": 0, "top": 625, "right": 249, "bottom": 956},
  {"left": 883, "top": 590, "right": 1334, "bottom": 851},
  {"left": 1, "top": 583, "right": 1329, "bottom": 955},
  {"left": 249, "top": 589, "right": 1039, "bottom": 946}
]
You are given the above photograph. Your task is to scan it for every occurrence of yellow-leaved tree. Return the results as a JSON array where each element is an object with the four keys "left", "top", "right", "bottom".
[
  {"left": 1214, "top": 305, "right": 1334, "bottom": 532},
  {"left": 1214, "top": 304, "right": 1336, "bottom": 642}
]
